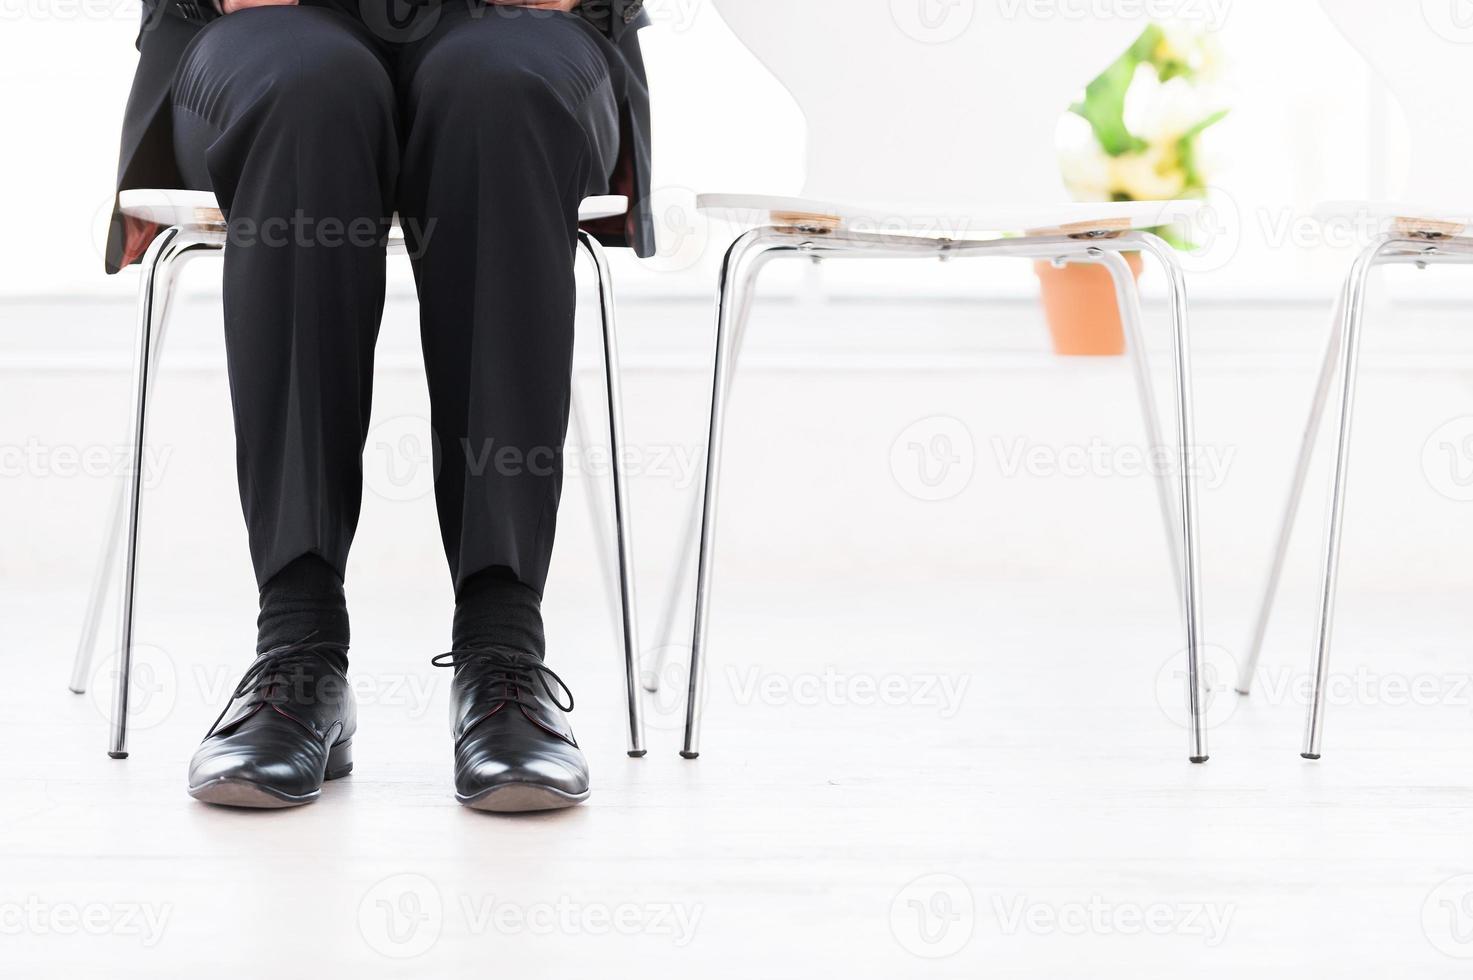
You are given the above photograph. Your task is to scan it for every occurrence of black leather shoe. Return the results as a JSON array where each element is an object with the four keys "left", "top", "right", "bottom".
[
  {"left": 187, "top": 643, "right": 356, "bottom": 809},
  {"left": 433, "top": 648, "right": 589, "bottom": 813}
]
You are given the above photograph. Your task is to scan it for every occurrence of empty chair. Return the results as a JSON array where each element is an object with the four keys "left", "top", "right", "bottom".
[
  {"left": 665, "top": 0, "right": 1213, "bottom": 762},
  {"left": 1238, "top": 0, "right": 1473, "bottom": 758}
]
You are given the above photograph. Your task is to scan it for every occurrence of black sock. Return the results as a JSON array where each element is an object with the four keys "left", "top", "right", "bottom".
[
  {"left": 452, "top": 567, "right": 545, "bottom": 662},
  {"left": 257, "top": 554, "right": 349, "bottom": 673}
]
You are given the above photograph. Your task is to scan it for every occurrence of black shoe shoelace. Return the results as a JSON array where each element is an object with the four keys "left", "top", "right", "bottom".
[
  {"left": 205, "top": 640, "right": 348, "bottom": 738},
  {"left": 431, "top": 647, "right": 575, "bottom": 714}
]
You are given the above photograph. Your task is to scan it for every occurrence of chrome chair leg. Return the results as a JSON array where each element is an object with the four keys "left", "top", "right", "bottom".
[
  {"left": 1131, "top": 235, "right": 1210, "bottom": 763},
  {"left": 1236, "top": 290, "right": 1347, "bottom": 696},
  {"left": 569, "top": 378, "right": 644, "bottom": 754},
  {"left": 647, "top": 249, "right": 765, "bottom": 695},
  {"left": 1097, "top": 250, "right": 1183, "bottom": 592},
  {"left": 1302, "top": 240, "right": 1386, "bottom": 760},
  {"left": 110, "top": 227, "right": 214, "bottom": 758},
  {"left": 577, "top": 231, "right": 647, "bottom": 757},
  {"left": 71, "top": 263, "right": 188, "bottom": 696},
  {"left": 683, "top": 228, "right": 783, "bottom": 758}
]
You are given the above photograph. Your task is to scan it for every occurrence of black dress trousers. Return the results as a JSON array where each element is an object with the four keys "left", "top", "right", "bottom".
[{"left": 169, "top": 0, "right": 621, "bottom": 595}]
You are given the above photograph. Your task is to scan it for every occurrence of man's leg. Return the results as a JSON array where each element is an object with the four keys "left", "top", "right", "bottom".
[
  {"left": 172, "top": 6, "right": 397, "bottom": 807},
  {"left": 395, "top": 2, "right": 620, "bottom": 811},
  {"left": 396, "top": 3, "right": 619, "bottom": 605},
  {"left": 173, "top": 6, "right": 398, "bottom": 610}
]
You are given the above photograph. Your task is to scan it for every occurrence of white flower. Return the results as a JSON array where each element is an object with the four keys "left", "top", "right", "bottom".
[
  {"left": 1059, "top": 96, "right": 1191, "bottom": 202},
  {"left": 1057, "top": 23, "right": 1228, "bottom": 204},
  {"left": 1107, "top": 144, "right": 1188, "bottom": 201},
  {"left": 1128, "top": 72, "right": 1208, "bottom": 145}
]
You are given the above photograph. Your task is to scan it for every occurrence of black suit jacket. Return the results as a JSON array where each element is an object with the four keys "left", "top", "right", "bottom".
[{"left": 106, "top": 0, "right": 654, "bottom": 273}]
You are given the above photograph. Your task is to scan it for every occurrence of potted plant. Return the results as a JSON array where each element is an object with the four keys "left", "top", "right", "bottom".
[{"left": 1038, "top": 24, "right": 1228, "bottom": 356}]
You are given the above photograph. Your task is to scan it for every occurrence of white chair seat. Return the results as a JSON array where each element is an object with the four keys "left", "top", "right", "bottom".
[
  {"left": 1313, "top": 200, "right": 1473, "bottom": 237},
  {"left": 697, "top": 192, "right": 1203, "bottom": 238},
  {"left": 120, "top": 188, "right": 629, "bottom": 229}
]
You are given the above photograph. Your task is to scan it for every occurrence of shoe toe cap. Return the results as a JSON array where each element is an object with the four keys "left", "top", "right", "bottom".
[
  {"left": 457, "top": 741, "right": 589, "bottom": 799},
  {"left": 188, "top": 737, "right": 320, "bottom": 798}
]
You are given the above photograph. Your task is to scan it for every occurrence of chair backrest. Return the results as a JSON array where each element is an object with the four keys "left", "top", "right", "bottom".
[
  {"left": 710, "top": 0, "right": 1154, "bottom": 205},
  {"left": 1319, "top": 0, "right": 1473, "bottom": 205}
]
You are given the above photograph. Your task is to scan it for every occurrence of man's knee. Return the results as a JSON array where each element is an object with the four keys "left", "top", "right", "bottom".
[
  {"left": 182, "top": 9, "right": 395, "bottom": 135},
  {"left": 408, "top": 17, "right": 603, "bottom": 135}
]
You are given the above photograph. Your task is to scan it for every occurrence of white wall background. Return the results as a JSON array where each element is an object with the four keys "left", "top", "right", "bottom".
[{"left": 0, "top": 0, "right": 1442, "bottom": 302}]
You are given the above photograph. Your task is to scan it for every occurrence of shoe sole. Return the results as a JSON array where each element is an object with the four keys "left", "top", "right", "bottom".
[
  {"left": 188, "top": 778, "right": 322, "bottom": 809},
  {"left": 457, "top": 782, "right": 590, "bottom": 813},
  {"left": 187, "top": 741, "right": 353, "bottom": 810}
]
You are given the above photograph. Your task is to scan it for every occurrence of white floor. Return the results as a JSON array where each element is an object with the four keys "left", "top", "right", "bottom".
[{"left": 6, "top": 281, "right": 1473, "bottom": 976}]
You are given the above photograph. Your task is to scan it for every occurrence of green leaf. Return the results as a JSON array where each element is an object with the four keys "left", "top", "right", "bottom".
[
  {"left": 1180, "top": 108, "right": 1229, "bottom": 143},
  {"left": 1070, "top": 25, "right": 1161, "bottom": 157},
  {"left": 1174, "top": 109, "right": 1229, "bottom": 191},
  {"left": 1065, "top": 23, "right": 1227, "bottom": 247}
]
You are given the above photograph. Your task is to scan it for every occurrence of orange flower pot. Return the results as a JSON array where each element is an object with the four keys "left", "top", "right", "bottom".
[{"left": 1034, "top": 251, "right": 1144, "bottom": 357}]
